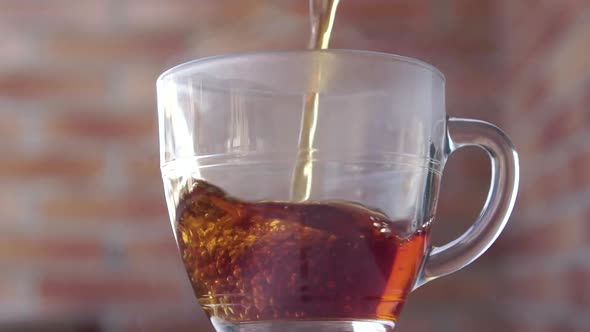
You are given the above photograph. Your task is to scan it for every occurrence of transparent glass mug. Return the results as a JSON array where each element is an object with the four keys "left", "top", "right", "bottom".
[{"left": 157, "top": 50, "right": 519, "bottom": 332}]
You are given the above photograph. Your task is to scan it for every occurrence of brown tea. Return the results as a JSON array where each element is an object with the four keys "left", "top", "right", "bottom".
[{"left": 175, "top": 180, "right": 429, "bottom": 323}]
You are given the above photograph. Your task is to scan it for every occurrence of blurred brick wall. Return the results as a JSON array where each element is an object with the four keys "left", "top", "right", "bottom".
[
  {"left": 490, "top": 1, "right": 590, "bottom": 332},
  {"left": 0, "top": 1, "right": 587, "bottom": 331}
]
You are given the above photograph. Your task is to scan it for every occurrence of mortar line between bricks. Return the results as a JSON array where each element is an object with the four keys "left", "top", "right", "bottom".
[
  {"left": 100, "top": 147, "right": 127, "bottom": 195},
  {"left": 524, "top": 180, "right": 590, "bottom": 213},
  {"left": 4, "top": 262, "right": 185, "bottom": 282},
  {"left": 494, "top": 298, "right": 573, "bottom": 324},
  {"left": 571, "top": 249, "right": 590, "bottom": 266},
  {"left": 505, "top": 11, "right": 590, "bottom": 129},
  {"left": 49, "top": 224, "right": 171, "bottom": 240},
  {"left": 511, "top": 188, "right": 590, "bottom": 227},
  {"left": 502, "top": 12, "right": 553, "bottom": 74},
  {"left": 500, "top": 248, "right": 590, "bottom": 276},
  {"left": 99, "top": 303, "right": 209, "bottom": 331},
  {"left": 501, "top": 262, "right": 564, "bottom": 279},
  {"left": 510, "top": 74, "right": 590, "bottom": 142},
  {"left": 520, "top": 130, "right": 590, "bottom": 186},
  {"left": 107, "top": 0, "right": 128, "bottom": 30},
  {"left": 500, "top": 4, "right": 563, "bottom": 95}
]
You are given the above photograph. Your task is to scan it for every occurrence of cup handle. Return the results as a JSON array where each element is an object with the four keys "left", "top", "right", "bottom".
[{"left": 413, "top": 117, "right": 519, "bottom": 289}]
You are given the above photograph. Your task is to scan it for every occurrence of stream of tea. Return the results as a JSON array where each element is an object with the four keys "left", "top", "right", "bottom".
[{"left": 290, "top": 0, "right": 342, "bottom": 201}]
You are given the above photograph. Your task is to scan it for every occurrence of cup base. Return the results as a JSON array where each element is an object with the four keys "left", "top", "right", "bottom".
[{"left": 210, "top": 318, "right": 396, "bottom": 332}]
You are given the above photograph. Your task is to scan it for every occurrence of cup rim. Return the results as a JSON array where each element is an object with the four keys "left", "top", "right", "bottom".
[{"left": 157, "top": 49, "right": 446, "bottom": 83}]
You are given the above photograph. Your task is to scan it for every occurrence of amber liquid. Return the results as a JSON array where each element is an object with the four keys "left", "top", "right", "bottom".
[
  {"left": 176, "top": 180, "right": 429, "bottom": 323},
  {"left": 290, "top": 0, "right": 341, "bottom": 201}
]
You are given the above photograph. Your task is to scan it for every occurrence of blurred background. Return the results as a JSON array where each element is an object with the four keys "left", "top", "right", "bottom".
[{"left": 0, "top": 0, "right": 588, "bottom": 331}]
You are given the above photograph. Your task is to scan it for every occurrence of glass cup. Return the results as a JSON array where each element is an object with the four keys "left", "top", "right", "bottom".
[{"left": 157, "top": 50, "right": 519, "bottom": 332}]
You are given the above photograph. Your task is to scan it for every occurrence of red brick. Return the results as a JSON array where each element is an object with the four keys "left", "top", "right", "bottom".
[
  {"left": 507, "top": 3, "right": 573, "bottom": 76},
  {"left": 344, "top": 30, "right": 431, "bottom": 59},
  {"left": 355, "top": 0, "right": 432, "bottom": 18},
  {"left": 527, "top": 166, "right": 569, "bottom": 207},
  {"left": 505, "top": 79, "right": 540, "bottom": 120},
  {"left": 41, "top": 275, "right": 184, "bottom": 306},
  {"left": 499, "top": 216, "right": 585, "bottom": 257},
  {"left": 122, "top": 322, "right": 210, "bottom": 332},
  {"left": 567, "top": 266, "right": 590, "bottom": 307},
  {"left": 509, "top": 130, "right": 539, "bottom": 159},
  {"left": 451, "top": 0, "right": 495, "bottom": 19},
  {"left": 393, "top": 317, "right": 432, "bottom": 332},
  {"left": 3, "top": 319, "right": 102, "bottom": 332},
  {"left": 549, "top": 322, "right": 577, "bottom": 332},
  {"left": 411, "top": 271, "right": 497, "bottom": 303},
  {"left": 363, "top": 20, "right": 496, "bottom": 60},
  {"left": 513, "top": 188, "right": 537, "bottom": 212},
  {"left": 529, "top": 5, "right": 573, "bottom": 54},
  {"left": 507, "top": 272, "right": 562, "bottom": 303},
  {"left": 437, "top": 165, "right": 489, "bottom": 217},
  {"left": 0, "top": 191, "right": 26, "bottom": 224},
  {"left": 446, "top": 66, "right": 501, "bottom": 104},
  {"left": 433, "top": 196, "right": 489, "bottom": 246},
  {"left": 0, "top": 28, "right": 37, "bottom": 70},
  {"left": 501, "top": 0, "right": 546, "bottom": 34},
  {"left": 287, "top": 0, "right": 431, "bottom": 19},
  {"left": 436, "top": 180, "right": 489, "bottom": 219},
  {"left": 45, "top": 31, "right": 189, "bottom": 64},
  {"left": 504, "top": 320, "right": 541, "bottom": 332},
  {"left": 126, "top": 237, "right": 180, "bottom": 262},
  {"left": 539, "top": 104, "right": 582, "bottom": 149},
  {"left": 444, "top": 147, "right": 491, "bottom": 185},
  {"left": 43, "top": 194, "right": 168, "bottom": 222},
  {"left": 120, "top": 312, "right": 211, "bottom": 332},
  {"left": 0, "top": 0, "right": 109, "bottom": 29},
  {"left": 520, "top": 76, "right": 550, "bottom": 115},
  {"left": 567, "top": 148, "right": 590, "bottom": 192},
  {"left": 189, "top": 4, "right": 346, "bottom": 55},
  {"left": 126, "top": 155, "right": 160, "bottom": 181},
  {"left": 582, "top": 83, "right": 590, "bottom": 115},
  {"left": 48, "top": 109, "right": 156, "bottom": 141},
  {"left": 485, "top": 232, "right": 513, "bottom": 259},
  {"left": 0, "top": 276, "right": 23, "bottom": 304},
  {"left": 0, "top": 72, "right": 107, "bottom": 100},
  {"left": 119, "top": 66, "right": 160, "bottom": 108},
  {"left": 547, "top": 16, "right": 590, "bottom": 93},
  {"left": 434, "top": 153, "right": 491, "bottom": 245},
  {"left": 583, "top": 94, "right": 590, "bottom": 129},
  {"left": 0, "top": 154, "right": 103, "bottom": 179},
  {"left": 0, "top": 235, "right": 103, "bottom": 266},
  {"left": 440, "top": 27, "right": 497, "bottom": 57},
  {"left": 0, "top": 117, "right": 22, "bottom": 147},
  {"left": 126, "top": 178, "right": 162, "bottom": 200},
  {"left": 125, "top": 0, "right": 262, "bottom": 30},
  {"left": 452, "top": 315, "right": 510, "bottom": 332}
]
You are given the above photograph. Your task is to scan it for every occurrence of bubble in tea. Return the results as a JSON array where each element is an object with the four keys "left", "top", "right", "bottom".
[{"left": 175, "top": 180, "right": 429, "bottom": 323}]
